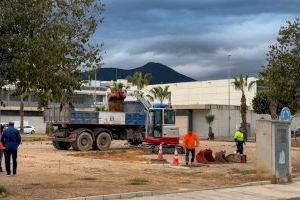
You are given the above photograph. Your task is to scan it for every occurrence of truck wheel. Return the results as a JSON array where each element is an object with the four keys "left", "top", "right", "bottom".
[
  {"left": 96, "top": 132, "right": 111, "bottom": 151},
  {"left": 74, "top": 132, "right": 93, "bottom": 151},
  {"left": 71, "top": 141, "right": 79, "bottom": 151}
]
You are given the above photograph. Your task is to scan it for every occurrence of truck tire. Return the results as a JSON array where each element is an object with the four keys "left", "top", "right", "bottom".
[
  {"left": 52, "top": 141, "right": 71, "bottom": 150},
  {"left": 96, "top": 132, "right": 111, "bottom": 151},
  {"left": 71, "top": 141, "right": 79, "bottom": 151},
  {"left": 73, "top": 132, "right": 93, "bottom": 151}
]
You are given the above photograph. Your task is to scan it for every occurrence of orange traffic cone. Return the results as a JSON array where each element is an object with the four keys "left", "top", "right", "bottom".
[
  {"left": 172, "top": 148, "right": 180, "bottom": 166},
  {"left": 157, "top": 144, "right": 163, "bottom": 160}
]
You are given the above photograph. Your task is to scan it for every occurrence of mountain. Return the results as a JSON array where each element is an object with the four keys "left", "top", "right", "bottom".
[{"left": 82, "top": 62, "right": 195, "bottom": 84}]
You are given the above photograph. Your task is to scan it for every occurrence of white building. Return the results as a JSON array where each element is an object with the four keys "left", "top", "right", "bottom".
[{"left": 141, "top": 77, "right": 269, "bottom": 138}]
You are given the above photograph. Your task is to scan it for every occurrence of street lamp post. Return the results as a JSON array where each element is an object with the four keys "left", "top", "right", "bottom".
[
  {"left": 94, "top": 67, "right": 97, "bottom": 105},
  {"left": 228, "top": 54, "right": 231, "bottom": 137}
]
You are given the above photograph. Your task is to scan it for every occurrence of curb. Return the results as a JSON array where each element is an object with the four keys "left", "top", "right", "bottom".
[
  {"left": 58, "top": 178, "right": 300, "bottom": 200},
  {"left": 58, "top": 191, "right": 153, "bottom": 200},
  {"left": 240, "top": 180, "right": 270, "bottom": 186}
]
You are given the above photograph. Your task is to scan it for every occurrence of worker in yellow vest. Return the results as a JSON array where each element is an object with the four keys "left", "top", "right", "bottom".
[{"left": 234, "top": 127, "right": 245, "bottom": 154}]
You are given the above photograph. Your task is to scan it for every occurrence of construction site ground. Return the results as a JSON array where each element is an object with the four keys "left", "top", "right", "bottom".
[{"left": 1, "top": 137, "right": 300, "bottom": 200}]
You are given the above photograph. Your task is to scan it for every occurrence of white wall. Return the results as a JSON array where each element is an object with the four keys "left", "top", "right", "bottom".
[
  {"left": 192, "top": 110, "right": 210, "bottom": 138},
  {"left": 176, "top": 116, "right": 188, "bottom": 136},
  {"left": 180, "top": 108, "right": 271, "bottom": 139},
  {"left": 143, "top": 77, "right": 257, "bottom": 109},
  {"left": 142, "top": 77, "right": 266, "bottom": 139}
]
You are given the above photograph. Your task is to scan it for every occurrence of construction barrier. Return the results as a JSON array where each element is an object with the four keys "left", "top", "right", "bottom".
[{"left": 157, "top": 144, "right": 164, "bottom": 160}]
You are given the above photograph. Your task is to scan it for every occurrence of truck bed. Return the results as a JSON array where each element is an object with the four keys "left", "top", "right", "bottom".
[{"left": 44, "top": 107, "right": 145, "bottom": 126}]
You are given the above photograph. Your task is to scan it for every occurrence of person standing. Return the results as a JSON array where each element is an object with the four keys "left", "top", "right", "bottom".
[
  {"left": 183, "top": 130, "right": 199, "bottom": 166},
  {"left": 1, "top": 122, "right": 21, "bottom": 176},
  {"left": 234, "top": 127, "right": 245, "bottom": 154},
  {"left": 0, "top": 125, "right": 5, "bottom": 172}
]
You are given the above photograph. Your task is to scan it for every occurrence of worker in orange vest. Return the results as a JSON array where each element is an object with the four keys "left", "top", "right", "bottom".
[{"left": 183, "top": 130, "right": 199, "bottom": 166}]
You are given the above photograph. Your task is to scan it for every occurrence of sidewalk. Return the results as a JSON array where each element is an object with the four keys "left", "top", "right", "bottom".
[{"left": 126, "top": 181, "right": 300, "bottom": 200}]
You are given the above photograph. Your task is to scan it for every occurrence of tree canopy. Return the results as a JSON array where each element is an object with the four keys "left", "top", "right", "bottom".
[
  {"left": 0, "top": 0, "right": 104, "bottom": 108},
  {"left": 252, "top": 91, "right": 270, "bottom": 114},
  {"left": 261, "top": 17, "right": 300, "bottom": 118}
]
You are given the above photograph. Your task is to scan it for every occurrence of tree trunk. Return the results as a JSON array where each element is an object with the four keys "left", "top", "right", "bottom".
[
  {"left": 270, "top": 99, "right": 278, "bottom": 120},
  {"left": 208, "top": 126, "right": 214, "bottom": 140},
  {"left": 20, "top": 96, "right": 24, "bottom": 134},
  {"left": 240, "top": 93, "right": 247, "bottom": 141}
]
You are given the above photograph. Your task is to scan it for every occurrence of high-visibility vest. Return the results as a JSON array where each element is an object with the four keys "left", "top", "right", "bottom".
[
  {"left": 234, "top": 131, "right": 244, "bottom": 142},
  {"left": 183, "top": 132, "right": 199, "bottom": 149}
]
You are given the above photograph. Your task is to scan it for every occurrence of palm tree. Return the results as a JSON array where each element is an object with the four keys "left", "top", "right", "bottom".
[
  {"left": 127, "top": 72, "right": 152, "bottom": 91},
  {"left": 147, "top": 86, "right": 171, "bottom": 104},
  {"left": 232, "top": 75, "right": 251, "bottom": 140},
  {"left": 205, "top": 114, "right": 215, "bottom": 140},
  {"left": 110, "top": 82, "right": 129, "bottom": 93}
]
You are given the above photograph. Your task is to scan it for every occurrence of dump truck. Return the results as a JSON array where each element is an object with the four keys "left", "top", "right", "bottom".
[{"left": 44, "top": 91, "right": 181, "bottom": 152}]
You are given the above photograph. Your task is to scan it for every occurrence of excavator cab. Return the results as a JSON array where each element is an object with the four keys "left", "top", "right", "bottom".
[
  {"left": 144, "top": 105, "right": 179, "bottom": 145},
  {"left": 129, "top": 91, "right": 181, "bottom": 150}
]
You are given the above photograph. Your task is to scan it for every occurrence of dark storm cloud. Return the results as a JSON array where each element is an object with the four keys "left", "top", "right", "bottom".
[{"left": 93, "top": 0, "right": 300, "bottom": 80}]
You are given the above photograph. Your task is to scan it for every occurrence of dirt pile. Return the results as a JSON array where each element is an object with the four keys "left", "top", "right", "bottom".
[{"left": 69, "top": 149, "right": 148, "bottom": 163}]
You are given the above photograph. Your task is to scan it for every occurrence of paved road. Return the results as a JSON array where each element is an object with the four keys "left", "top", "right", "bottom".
[{"left": 128, "top": 181, "right": 300, "bottom": 200}]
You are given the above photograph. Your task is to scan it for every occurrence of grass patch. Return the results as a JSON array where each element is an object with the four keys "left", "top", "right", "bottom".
[
  {"left": 179, "top": 180, "right": 192, "bottom": 184},
  {"left": 30, "top": 183, "right": 41, "bottom": 186},
  {"left": 0, "top": 185, "right": 7, "bottom": 194},
  {"left": 33, "top": 138, "right": 43, "bottom": 141},
  {"left": 229, "top": 168, "right": 256, "bottom": 175},
  {"left": 128, "top": 178, "right": 150, "bottom": 185},
  {"left": 78, "top": 176, "right": 97, "bottom": 181},
  {"left": 0, "top": 185, "right": 8, "bottom": 198},
  {"left": 202, "top": 173, "right": 224, "bottom": 178}
]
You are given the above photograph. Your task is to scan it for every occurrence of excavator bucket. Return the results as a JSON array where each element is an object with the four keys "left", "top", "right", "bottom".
[{"left": 196, "top": 149, "right": 215, "bottom": 163}]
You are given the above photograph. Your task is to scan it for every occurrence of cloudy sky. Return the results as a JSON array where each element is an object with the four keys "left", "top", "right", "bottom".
[{"left": 92, "top": 0, "right": 300, "bottom": 80}]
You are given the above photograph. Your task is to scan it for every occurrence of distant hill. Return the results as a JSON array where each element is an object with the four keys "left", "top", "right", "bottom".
[{"left": 81, "top": 62, "right": 195, "bottom": 84}]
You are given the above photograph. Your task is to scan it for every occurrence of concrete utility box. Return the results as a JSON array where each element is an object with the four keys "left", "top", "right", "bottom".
[{"left": 256, "top": 120, "right": 291, "bottom": 183}]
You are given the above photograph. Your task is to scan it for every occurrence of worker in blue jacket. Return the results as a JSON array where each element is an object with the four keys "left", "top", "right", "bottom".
[{"left": 1, "top": 122, "right": 21, "bottom": 176}]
